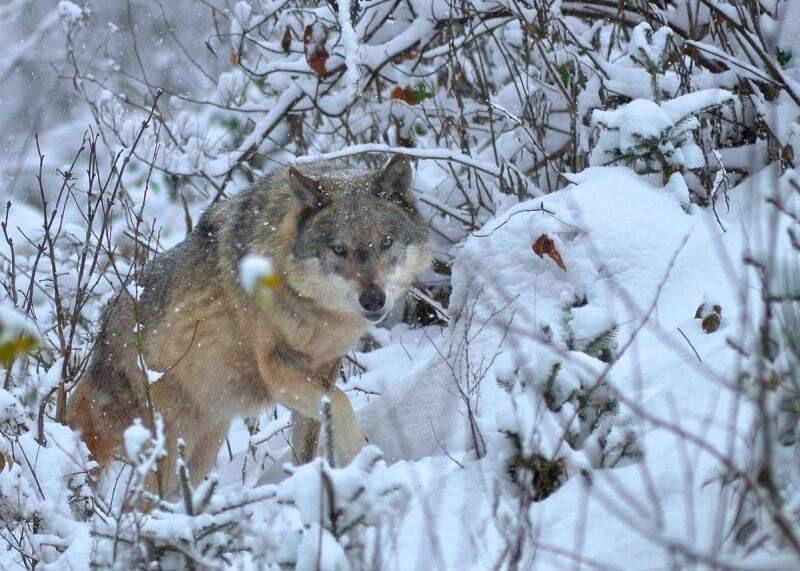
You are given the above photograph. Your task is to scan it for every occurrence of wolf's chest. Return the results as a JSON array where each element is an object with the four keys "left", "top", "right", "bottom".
[{"left": 283, "top": 317, "right": 365, "bottom": 369}]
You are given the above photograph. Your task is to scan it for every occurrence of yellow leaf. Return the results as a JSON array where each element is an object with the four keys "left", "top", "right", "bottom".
[
  {"left": 260, "top": 274, "right": 280, "bottom": 290},
  {"left": 0, "top": 335, "right": 38, "bottom": 366}
]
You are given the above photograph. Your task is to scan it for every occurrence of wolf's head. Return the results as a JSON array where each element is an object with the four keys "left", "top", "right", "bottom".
[{"left": 286, "top": 156, "right": 430, "bottom": 323}]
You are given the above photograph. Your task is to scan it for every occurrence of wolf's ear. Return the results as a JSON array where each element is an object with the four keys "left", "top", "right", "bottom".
[
  {"left": 289, "top": 167, "right": 330, "bottom": 209},
  {"left": 376, "top": 155, "right": 414, "bottom": 208}
]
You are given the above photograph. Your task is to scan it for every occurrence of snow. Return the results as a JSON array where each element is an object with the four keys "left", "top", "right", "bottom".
[
  {"left": 338, "top": 0, "right": 362, "bottom": 103},
  {"left": 295, "top": 525, "right": 349, "bottom": 571},
  {"left": 239, "top": 253, "right": 275, "bottom": 295},
  {"left": 569, "top": 305, "right": 616, "bottom": 347},
  {"left": 122, "top": 414, "right": 166, "bottom": 482},
  {"left": 660, "top": 89, "right": 735, "bottom": 122},
  {"left": 629, "top": 22, "right": 672, "bottom": 69},
  {"left": 0, "top": 389, "right": 24, "bottom": 426},
  {"left": 2, "top": 0, "right": 799, "bottom": 568},
  {"left": 215, "top": 69, "right": 247, "bottom": 106},
  {"left": 593, "top": 98, "right": 674, "bottom": 150},
  {"left": 57, "top": 1, "right": 87, "bottom": 30},
  {"left": 124, "top": 419, "right": 152, "bottom": 461},
  {"left": 231, "top": 1, "right": 252, "bottom": 48},
  {"left": 591, "top": 91, "right": 733, "bottom": 170},
  {"left": 295, "top": 143, "right": 502, "bottom": 177},
  {"left": 665, "top": 171, "right": 691, "bottom": 211},
  {"left": 342, "top": 165, "right": 769, "bottom": 567},
  {"left": 39, "top": 358, "right": 64, "bottom": 397}
]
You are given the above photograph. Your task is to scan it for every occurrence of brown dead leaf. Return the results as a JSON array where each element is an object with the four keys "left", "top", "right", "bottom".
[
  {"left": 532, "top": 234, "right": 567, "bottom": 271},
  {"left": 701, "top": 313, "right": 721, "bottom": 334},
  {"left": 304, "top": 24, "right": 329, "bottom": 78},
  {"left": 764, "top": 368, "right": 779, "bottom": 390},
  {"left": 229, "top": 51, "right": 239, "bottom": 66},
  {"left": 695, "top": 303, "right": 722, "bottom": 334},
  {"left": 281, "top": 26, "right": 292, "bottom": 53}
]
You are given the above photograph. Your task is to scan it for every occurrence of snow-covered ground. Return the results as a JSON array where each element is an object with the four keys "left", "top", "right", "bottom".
[
  {"left": 156, "top": 165, "right": 790, "bottom": 569},
  {"left": 2, "top": 148, "right": 798, "bottom": 570},
  {"left": 3, "top": 1, "right": 800, "bottom": 569}
]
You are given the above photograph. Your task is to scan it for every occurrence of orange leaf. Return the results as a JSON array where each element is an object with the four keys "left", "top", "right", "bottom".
[
  {"left": 398, "top": 44, "right": 420, "bottom": 61},
  {"left": 304, "top": 24, "right": 329, "bottom": 78},
  {"left": 229, "top": 51, "right": 239, "bottom": 66},
  {"left": 390, "top": 85, "right": 418, "bottom": 105},
  {"left": 532, "top": 234, "right": 567, "bottom": 271}
]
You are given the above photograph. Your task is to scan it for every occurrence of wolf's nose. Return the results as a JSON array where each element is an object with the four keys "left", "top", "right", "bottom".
[{"left": 359, "top": 289, "right": 386, "bottom": 312}]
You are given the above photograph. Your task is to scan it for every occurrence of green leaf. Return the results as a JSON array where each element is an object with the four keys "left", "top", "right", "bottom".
[{"left": 411, "top": 82, "right": 435, "bottom": 103}]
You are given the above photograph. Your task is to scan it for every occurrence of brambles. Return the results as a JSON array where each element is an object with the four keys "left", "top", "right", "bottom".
[{"left": 3, "top": 0, "right": 800, "bottom": 568}]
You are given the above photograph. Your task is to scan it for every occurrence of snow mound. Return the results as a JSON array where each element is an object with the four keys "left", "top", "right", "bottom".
[{"left": 355, "top": 166, "right": 762, "bottom": 568}]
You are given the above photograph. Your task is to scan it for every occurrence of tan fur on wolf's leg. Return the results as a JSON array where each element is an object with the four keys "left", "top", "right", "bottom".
[
  {"left": 280, "top": 385, "right": 365, "bottom": 465},
  {"left": 146, "top": 426, "right": 178, "bottom": 497},
  {"left": 141, "top": 419, "right": 227, "bottom": 499},
  {"left": 257, "top": 357, "right": 366, "bottom": 465},
  {"left": 323, "top": 387, "right": 366, "bottom": 464},
  {"left": 186, "top": 419, "right": 229, "bottom": 486},
  {"left": 148, "top": 379, "right": 214, "bottom": 496},
  {"left": 145, "top": 419, "right": 225, "bottom": 497},
  {"left": 67, "top": 383, "right": 118, "bottom": 471}
]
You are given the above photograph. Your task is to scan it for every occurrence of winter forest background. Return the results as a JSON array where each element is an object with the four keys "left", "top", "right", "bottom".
[{"left": 1, "top": 0, "right": 800, "bottom": 568}]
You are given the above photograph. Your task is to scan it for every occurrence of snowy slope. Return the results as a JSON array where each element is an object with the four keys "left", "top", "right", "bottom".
[
  {"left": 2, "top": 158, "right": 792, "bottom": 569},
  {"left": 291, "top": 166, "right": 777, "bottom": 569}
]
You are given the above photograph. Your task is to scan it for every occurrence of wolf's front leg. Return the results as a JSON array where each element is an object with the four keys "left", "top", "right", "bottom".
[
  {"left": 258, "top": 357, "right": 366, "bottom": 465},
  {"left": 286, "top": 386, "right": 365, "bottom": 465},
  {"left": 320, "top": 386, "right": 367, "bottom": 465}
]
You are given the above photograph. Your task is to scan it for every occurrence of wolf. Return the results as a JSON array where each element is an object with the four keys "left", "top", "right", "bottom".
[{"left": 68, "top": 155, "right": 430, "bottom": 494}]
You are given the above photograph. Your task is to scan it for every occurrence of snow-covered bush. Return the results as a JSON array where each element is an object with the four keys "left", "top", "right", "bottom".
[
  {"left": 589, "top": 21, "right": 736, "bottom": 185},
  {"left": 496, "top": 298, "right": 637, "bottom": 502},
  {"left": 3, "top": 0, "right": 800, "bottom": 568},
  {"left": 591, "top": 90, "right": 734, "bottom": 182},
  {"left": 82, "top": 440, "right": 403, "bottom": 569},
  {"left": 0, "top": 386, "right": 91, "bottom": 568},
  {"left": 276, "top": 446, "right": 407, "bottom": 569}
]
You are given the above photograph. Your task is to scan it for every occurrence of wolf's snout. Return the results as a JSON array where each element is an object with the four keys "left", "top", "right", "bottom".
[{"left": 359, "top": 288, "right": 386, "bottom": 312}]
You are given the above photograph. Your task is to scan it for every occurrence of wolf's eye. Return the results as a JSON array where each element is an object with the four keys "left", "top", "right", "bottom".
[
  {"left": 380, "top": 235, "right": 394, "bottom": 250},
  {"left": 331, "top": 243, "right": 347, "bottom": 256}
]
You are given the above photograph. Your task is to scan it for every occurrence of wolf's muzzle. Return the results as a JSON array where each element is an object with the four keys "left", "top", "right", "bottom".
[{"left": 359, "top": 288, "right": 386, "bottom": 313}]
